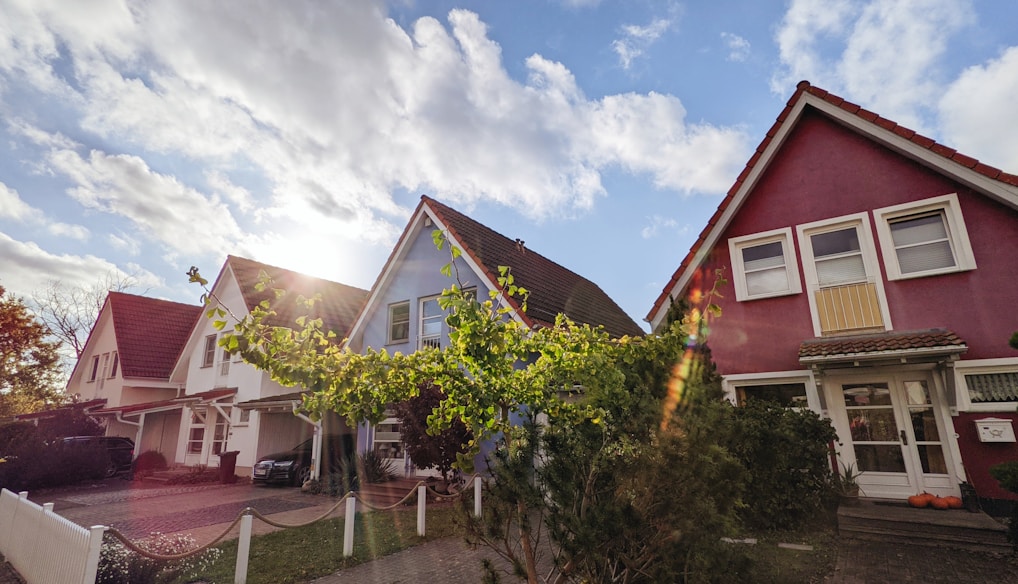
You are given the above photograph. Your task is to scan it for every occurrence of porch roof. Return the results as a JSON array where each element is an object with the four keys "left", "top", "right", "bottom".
[
  {"left": 91, "top": 388, "right": 238, "bottom": 418},
  {"left": 236, "top": 391, "right": 306, "bottom": 409},
  {"left": 799, "top": 328, "right": 968, "bottom": 365}
]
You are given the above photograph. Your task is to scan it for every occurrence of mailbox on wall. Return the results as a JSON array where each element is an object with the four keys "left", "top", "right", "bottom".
[{"left": 975, "top": 418, "right": 1016, "bottom": 443}]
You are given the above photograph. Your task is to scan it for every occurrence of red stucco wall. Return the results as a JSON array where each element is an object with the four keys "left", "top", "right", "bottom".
[
  {"left": 954, "top": 413, "right": 1018, "bottom": 501},
  {"left": 689, "top": 107, "right": 1018, "bottom": 498},
  {"left": 698, "top": 108, "right": 1018, "bottom": 375}
]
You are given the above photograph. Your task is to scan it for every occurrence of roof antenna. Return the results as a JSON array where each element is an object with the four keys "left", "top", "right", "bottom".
[{"left": 515, "top": 238, "right": 526, "bottom": 253}]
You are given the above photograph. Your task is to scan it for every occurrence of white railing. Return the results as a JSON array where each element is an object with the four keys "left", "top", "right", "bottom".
[
  {"left": 0, "top": 489, "right": 104, "bottom": 584},
  {"left": 419, "top": 336, "right": 441, "bottom": 350}
]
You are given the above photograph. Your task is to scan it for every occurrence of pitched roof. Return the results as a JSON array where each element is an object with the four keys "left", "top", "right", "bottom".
[
  {"left": 799, "top": 329, "right": 967, "bottom": 363},
  {"left": 225, "top": 255, "right": 369, "bottom": 338},
  {"left": 646, "top": 80, "right": 1018, "bottom": 330},
  {"left": 422, "top": 196, "right": 645, "bottom": 338},
  {"left": 107, "top": 292, "right": 202, "bottom": 379}
]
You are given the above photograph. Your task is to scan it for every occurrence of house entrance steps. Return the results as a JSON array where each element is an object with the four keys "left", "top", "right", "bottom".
[{"left": 837, "top": 499, "right": 1009, "bottom": 553}]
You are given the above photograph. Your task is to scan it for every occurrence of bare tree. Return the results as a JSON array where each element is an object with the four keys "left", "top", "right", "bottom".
[{"left": 31, "top": 273, "right": 142, "bottom": 359}]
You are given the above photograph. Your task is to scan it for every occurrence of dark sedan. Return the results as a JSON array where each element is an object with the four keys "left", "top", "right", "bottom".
[{"left": 252, "top": 434, "right": 354, "bottom": 486}]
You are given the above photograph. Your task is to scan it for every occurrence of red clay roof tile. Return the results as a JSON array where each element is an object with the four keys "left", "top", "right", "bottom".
[
  {"left": 226, "top": 256, "right": 369, "bottom": 339},
  {"left": 798, "top": 329, "right": 966, "bottom": 360},
  {"left": 423, "top": 196, "right": 644, "bottom": 338},
  {"left": 107, "top": 293, "right": 202, "bottom": 379}
]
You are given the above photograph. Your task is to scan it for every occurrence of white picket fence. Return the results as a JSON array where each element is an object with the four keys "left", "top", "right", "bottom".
[{"left": 0, "top": 489, "right": 104, "bottom": 584}]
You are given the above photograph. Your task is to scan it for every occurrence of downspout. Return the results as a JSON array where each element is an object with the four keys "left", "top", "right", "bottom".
[
  {"left": 293, "top": 402, "right": 323, "bottom": 481},
  {"left": 115, "top": 412, "right": 144, "bottom": 462}
]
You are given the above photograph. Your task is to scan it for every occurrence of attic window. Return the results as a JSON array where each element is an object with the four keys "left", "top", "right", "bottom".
[
  {"left": 728, "top": 227, "right": 802, "bottom": 301},
  {"left": 388, "top": 301, "right": 410, "bottom": 344},
  {"left": 89, "top": 356, "right": 100, "bottom": 382},
  {"left": 873, "top": 193, "right": 976, "bottom": 280},
  {"left": 202, "top": 334, "right": 217, "bottom": 368},
  {"left": 109, "top": 352, "right": 119, "bottom": 379}
]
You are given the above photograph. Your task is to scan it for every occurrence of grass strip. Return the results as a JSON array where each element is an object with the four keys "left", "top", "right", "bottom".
[{"left": 177, "top": 503, "right": 462, "bottom": 584}]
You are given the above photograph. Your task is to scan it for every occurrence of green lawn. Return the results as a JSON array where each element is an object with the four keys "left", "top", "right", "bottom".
[
  {"left": 171, "top": 504, "right": 837, "bottom": 584},
  {"left": 176, "top": 504, "right": 462, "bottom": 584}
]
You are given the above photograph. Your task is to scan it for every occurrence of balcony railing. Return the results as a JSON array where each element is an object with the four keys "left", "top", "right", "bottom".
[
  {"left": 419, "top": 336, "right": 441, "bottom": 350},
  {"left": 815, "top": 281, "right": 885, "bottom": 335}
]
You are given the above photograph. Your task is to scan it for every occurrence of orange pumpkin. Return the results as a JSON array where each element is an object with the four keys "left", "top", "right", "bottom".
[
  {"left": 908, "top": 494, "right": 928, "bottom": 508},
  {"left": 930, "top": 496, "right": 951, "bottom": 510},
  {"left": 943, "top": 496, "right": 964, "bottom": 509}
]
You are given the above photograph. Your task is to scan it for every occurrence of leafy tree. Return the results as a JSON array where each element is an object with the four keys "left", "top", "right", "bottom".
[
  {"left": 31, "top": 272, "right": 140, "bottom": 359},
  {"left": 395, "top": 383, "right": 472, "bottom": 482},
  {"left": 187, "top": 234, "right": 736, "bottom": 583},
  {"left": 0, "top": 285, "right": 64, "bottom": 417}
]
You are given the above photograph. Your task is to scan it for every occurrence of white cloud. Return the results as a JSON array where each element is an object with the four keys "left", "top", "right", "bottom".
[
  {"left": 2, "top": 0, "right": 749, "bottom": 242},
  {"left": 45, "top": 146, "right": 245, "bottom": 257},
  {"left": 641, "top": 215, "right": 679, "bottom": 239},
  {"left": 0, "top": 180, "right": 90, "bottom": 241},
  {"left": 938, "top": 47, "right": 1018, "bottom": 172},
  {"left": 0, "top": 231, "right": 157, "bottom": 299},
  {"left": 772, "top": 0, "right": 973, "bottom": 131},
  {"left": 721, "top": 33, "right": 751, "bottom": 62},
  {"left": 613, "top": 17, "right": 674, "bottom": 70}
]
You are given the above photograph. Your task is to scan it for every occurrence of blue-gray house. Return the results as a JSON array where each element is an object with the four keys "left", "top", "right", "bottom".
[{"left": 344, "top": 195, "right": 644, "bottom": 476}]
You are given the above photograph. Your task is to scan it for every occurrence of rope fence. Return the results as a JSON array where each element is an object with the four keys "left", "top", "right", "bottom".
[{"left": 99, "top": 474, "right": 484, "bottom": 584}]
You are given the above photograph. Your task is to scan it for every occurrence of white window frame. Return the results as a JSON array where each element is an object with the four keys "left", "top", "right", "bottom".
[
  {"left": 108, "top": 351, "right": 119, "bottom": 379},
  {"left": 387, "top": 301, "right": 410, "bottom": 344},
  {"left": 201, "top": 334, "right": 217, "bottom": 368},
  {"left": 954, "top": 358, "right": 1018, "bottom": 413},
  {"left": 418, "top": 295, "right": 443, "bottom": 350},
  {"left": 728, "top": 227, "right": 802, "bottom": 302},
  {"left": 796, "top": 212, "right": 892, "bottom": 337},
  {"left": 722, "top": 371, "right": 822, "bottom": 414},
  {"left": 873, "top": 193, "right": 977, "bottom": 281},
  {"left": 88, "top": 355, "right": 99, "bottom": 382}
]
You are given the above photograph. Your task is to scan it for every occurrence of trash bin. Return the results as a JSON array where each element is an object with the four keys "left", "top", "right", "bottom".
[{"left": 217, "top": 451, "right": 240, "bottom": 484}]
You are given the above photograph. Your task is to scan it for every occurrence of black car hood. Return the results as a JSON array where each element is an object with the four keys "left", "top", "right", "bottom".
[{"left": 257, "top": 449, "right": 308, "bottom": 463}]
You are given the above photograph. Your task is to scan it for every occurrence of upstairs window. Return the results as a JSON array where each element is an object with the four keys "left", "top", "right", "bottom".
[
  {"left": 728, "top": 228, "right": 801, "bottom": 301},
  {"left": 109, "top": 352, "right": 119, "bottom": 378},
  {"left": 874, "top": 193, "right": 976, "bottom": 280},
  {"left": 88, "top": 355, "right": 100, "bottom": 382},
  {"left": 202, "top": 334, "right": 217, "bottom": 368},
  {"left": 810, "top": 227, "right": 866, "bottom": 286},
  {"left": 388, "top": 301, "right": 410, "bottom": 344},
  {"left": 419, "top": 296, "right": 442, "bottom": 349}
]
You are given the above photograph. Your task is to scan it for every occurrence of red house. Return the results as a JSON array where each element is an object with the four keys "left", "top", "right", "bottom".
[{"left": 647, "top": 81, "right": 1018, "bottom": 506}]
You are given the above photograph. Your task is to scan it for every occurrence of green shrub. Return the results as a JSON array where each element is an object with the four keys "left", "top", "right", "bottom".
[
  {"left": 357, "top": 449, "right": 396, "bottom": 484},
  {"left": 132, "top": 451, "right": 168, "bottom": 476},
  {"left": 990, "top": 461, "right": 1018, "bottom": 494},
  {"left": 164, "top": 465, "right": 219, "bottom": 485},
  {"left": 0, "top": 437, "right": 108, "bottom": 491},
  {"left": 721, "top": 400, "right": 838, "bottom": 530}
]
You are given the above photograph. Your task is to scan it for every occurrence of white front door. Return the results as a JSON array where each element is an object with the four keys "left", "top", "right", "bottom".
[{"left": 826, "top": 371, "right": 958, "bottom": 499}]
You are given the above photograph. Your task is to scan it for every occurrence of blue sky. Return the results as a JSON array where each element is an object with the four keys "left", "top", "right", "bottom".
[{"left": 1, "top": 0, "right": 1016, "bottom": 331}]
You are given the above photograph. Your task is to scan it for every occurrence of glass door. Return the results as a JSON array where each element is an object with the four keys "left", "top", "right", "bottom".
[{"left": 832, "top": 372, "right": 955, "bottom": 499}]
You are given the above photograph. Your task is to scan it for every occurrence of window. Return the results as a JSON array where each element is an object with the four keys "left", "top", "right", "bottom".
[
  {"left": 88, "top": 356, "right": 99, "bottom": 382},
  {"left": 722, "top": 372, "right": 819, "bottom": 412},
  {"left": 109, "top": 352, "right": 119, "bottom": 379},
  {"left": 874, "top": 193, "right": 976, "bottom": 280},
  {"left": 187, "top": 413, "right": 205, "bottom": 454},
  {"left": 955, "top": 358, "right": 1018, "bottom": 412},
  {"left": 729, "top": 228, "right": 802, "bottom": 301},
  {"left": 219, "top": 340, "right": 231, "bottom": 376},
  {"left": 236, "top": 409, "right": 251, "bottom": 425},
  {"left": 202, "top": 335, "right": 216, "bottom": 368},
  {"left": 797, "top": 213, "right": 890, "bottom": 336},
  {"left": 388, "top": 301, "right": 410, "bottom": 344},
  {"left": 419, "top": 296, "right": 442, "bottom": 349},
  {"left": 211, "top": 412, "right": 229, "bottom": 455}
]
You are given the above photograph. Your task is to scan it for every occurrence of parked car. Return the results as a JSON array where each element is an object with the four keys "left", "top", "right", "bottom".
[
  {"left": 252, "top": 434, "right": 355, "bottom": 486},
  {"left": 62, "top": 436, "right": 135, "bottom": 478}
]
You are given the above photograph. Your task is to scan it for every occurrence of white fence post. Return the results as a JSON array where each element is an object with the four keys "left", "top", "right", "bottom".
[
  {"left": 417, "top": 486, "right": 426, "bottom": 537},
  {"left": 234, "top": 513, "right": 253, "bottom": 584},
  {"left": 474, "top": 476, "right": 482, "bottom": 517},
  {"left": 81, "top": 526, "right": 105, "bottom": 584},
  {"left": 343, "top": 496, "right": 356, "bottom": 557}
]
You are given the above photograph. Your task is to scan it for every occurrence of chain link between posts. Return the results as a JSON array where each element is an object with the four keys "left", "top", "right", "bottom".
[{"left": 102, "top": 474, "right": 481, "bottom": 561}]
